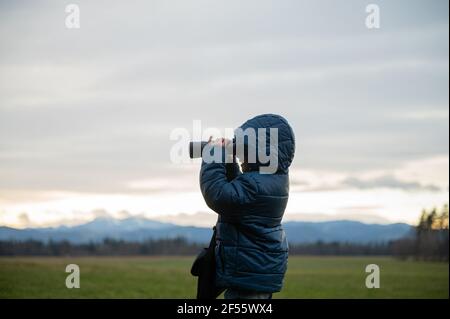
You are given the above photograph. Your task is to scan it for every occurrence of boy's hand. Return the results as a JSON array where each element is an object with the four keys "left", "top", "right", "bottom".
[{"left": 208, "top": 137, "right": 234, "bottom": 162}]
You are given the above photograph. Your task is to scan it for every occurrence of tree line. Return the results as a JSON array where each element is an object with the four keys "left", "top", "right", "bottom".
[
  {"left": 391, "top": 205, "right": 449, "bottom": 261},
  {"left": 0, "top": 237, "right": 396, "bottom": 256},
  {"left": 0, "top": 205, "right": 447, "bottom": 260}
]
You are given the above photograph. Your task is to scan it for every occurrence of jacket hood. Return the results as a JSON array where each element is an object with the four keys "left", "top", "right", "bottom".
[{"left": 235, "top": 114, "right": 295, "bottom": 174}]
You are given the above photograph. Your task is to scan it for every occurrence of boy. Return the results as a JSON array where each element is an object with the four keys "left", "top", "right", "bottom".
[{"left": 200, "top": 114, "right": 295, "bottom": 299}]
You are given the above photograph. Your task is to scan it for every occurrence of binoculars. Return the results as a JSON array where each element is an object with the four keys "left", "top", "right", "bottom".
[{"left": 189, "top": 141, "right": 237, "bottom": 159}]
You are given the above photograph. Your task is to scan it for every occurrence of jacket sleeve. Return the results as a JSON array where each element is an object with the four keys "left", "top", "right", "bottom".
[
  {"left": 225, "top": 162, "right": 241, "bottom": 182},
  {"left": 200, "top": 148, "right": 257, "bottom": 214}
]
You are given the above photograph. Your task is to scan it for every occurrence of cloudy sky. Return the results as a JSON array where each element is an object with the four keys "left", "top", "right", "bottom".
[{"left": 0, "top": 0, "right": 448, "bottom": 228}]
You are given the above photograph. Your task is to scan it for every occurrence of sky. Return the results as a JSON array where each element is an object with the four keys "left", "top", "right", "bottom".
[{"left": 0, "top": 0, "right": 448, "bottom": 228}]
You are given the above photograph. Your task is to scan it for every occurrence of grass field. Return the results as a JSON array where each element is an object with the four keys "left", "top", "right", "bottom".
[{"left": 0, "top": 256, "right": 448, "bottom": 298}]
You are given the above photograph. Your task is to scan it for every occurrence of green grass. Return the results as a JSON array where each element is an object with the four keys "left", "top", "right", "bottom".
[{"left": 0, "top": 256, "right": 448, "bottom": 298}]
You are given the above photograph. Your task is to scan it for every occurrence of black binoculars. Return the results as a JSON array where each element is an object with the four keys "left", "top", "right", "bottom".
[{"left": 189, "top": 141, "right": 237, "bottom": 159}]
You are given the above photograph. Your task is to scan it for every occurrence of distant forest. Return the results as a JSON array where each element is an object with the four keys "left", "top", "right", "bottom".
[{"left": 1, "top": 206, "right": 448, "bottom": 261}]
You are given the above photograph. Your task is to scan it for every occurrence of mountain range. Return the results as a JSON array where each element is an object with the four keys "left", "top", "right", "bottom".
[{"left": 0, "top": 217, "right": 413, "bottom": 244}]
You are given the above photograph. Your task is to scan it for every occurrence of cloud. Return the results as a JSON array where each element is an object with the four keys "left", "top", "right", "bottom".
[
  {"left": 342, "top": 175, "right": 441, "bottom": 192},
  {"left": 117, "top": 210, "right": 132, "bottom": 219},
  {"left": 289, "top": 156, "right": 448, "bottom": 193},
  {"left": 0, "top": 0, "right": 448, "bottom": 227},
  {"left": 90, "top": 209, "right": 112, "bottom": 219},
  {"left": 153, "top": 211, "right": 218, "bottom": 227},
  {"left": 283, "top": 211, "right": 392, "bottom": 224},
  {"left": 17, "top": 213, "right": 30, "bottom": 227}
]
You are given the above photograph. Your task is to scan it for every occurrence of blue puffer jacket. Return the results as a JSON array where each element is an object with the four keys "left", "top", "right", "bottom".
[{"left": 200, "top": 114, "right": 295, "bottom": 293}]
